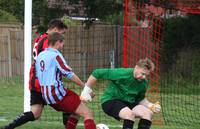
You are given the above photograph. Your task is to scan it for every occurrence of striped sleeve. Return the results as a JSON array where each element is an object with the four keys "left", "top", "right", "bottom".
[{"left": 55, "top": 54, "right": 74, "bottom": 79}]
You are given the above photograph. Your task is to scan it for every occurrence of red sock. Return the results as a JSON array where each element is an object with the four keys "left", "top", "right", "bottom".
[
  {"left": 84, "top": 119, "right": 96, "bottom": 129},
  {"left": 65, "top": 117, "right": 78, "bottom": 129}
]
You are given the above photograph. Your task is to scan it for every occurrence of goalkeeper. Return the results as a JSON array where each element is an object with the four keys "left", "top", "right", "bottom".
[{"left": 81, "top": 58, "right": 161, "bottom": 129}]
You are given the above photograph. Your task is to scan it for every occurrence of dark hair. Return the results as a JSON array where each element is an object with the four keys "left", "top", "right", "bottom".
[
  {"left": 48, "top": 32, "right": 64, "bottom": 46},
  {"left": 48, "top": 19, "right": 67, "bottom": 30}
]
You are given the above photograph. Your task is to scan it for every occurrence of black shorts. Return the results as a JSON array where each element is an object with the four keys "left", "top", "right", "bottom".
[
  {"left": 30, "top": 90, "right": 46, "bottom": 105},
  {"left": 101, "top": 99, "right": 138, "bottom": 120}
]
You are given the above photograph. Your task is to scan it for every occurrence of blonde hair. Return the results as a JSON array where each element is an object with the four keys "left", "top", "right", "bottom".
[{"left": 136, "top": 58, "right": 155, "bottom": 71}]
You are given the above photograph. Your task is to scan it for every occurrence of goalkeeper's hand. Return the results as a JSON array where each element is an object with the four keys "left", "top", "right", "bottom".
[
  {"left": 80, "top": 85, "right": 93, "bottom": 102},
  {"left": 148, "top": 101, "right": 161, "bottom": 113}
]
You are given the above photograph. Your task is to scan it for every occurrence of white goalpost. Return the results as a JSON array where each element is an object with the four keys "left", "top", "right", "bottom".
[{"left": 24, "top": 0, "right": 32, "bottom": 112}]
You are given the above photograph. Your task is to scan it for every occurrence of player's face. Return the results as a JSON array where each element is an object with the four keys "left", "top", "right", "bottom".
[
  {"left": 55, "top": 28, "right": 66, "bottom": 34},
  {"left": 56, "top": 40, "right": 64, "bottom": 51},
  {"left": 58, "top": 29, "right": 66, "bottom": 34},
  {"left": 58, "top": 40, "right": 64, "bottom": 50},
  {"left": 133, "top": 66, "right": 150, "bottom": 81},
  {"left": 53, "top": 28, "right": 66, "bottom": 34}
]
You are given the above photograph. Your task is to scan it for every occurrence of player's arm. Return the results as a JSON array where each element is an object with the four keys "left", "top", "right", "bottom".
[
  {"left": 91, "top": 68, "right": 131, "bottom": 80},
  {"left": 55, "top": 55, "right": 84, "bottom": 88},
  {"left": 83, "top": 68, "right": 130, "bottom": 89},
  {"left": 83, "top": 68, "right": 129, "bottom": 88},
  {"left": 82, "top": 69, "right": 112, "bottom": 94},
  {"left": 81, "top": 68, "right": 124, "bottom": 102},
  {"left": 69, "top": 74, "right": 84, "bottom": 88}
]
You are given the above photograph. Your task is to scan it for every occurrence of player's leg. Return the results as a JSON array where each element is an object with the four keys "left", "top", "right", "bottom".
[
  {"left": 51, "top": 89, "right": 96, "bottom": 129},
  {"left": 1, "top": 104, "right": 43, "bottom": 129},
  {"left": 29, "top": 90, "right": 45, "bottom": 120},
  {"left": 31, "top": 104, "right": 44, "bottom": 119},
  {"left": 63, "top": 112, "right": 70, "bottom": 128},
  {"left": 74, "top": 102, "right": 96, "bottom": 129},
  {"left": 63, "top": 112, "right": 70, "bottom": 126},
  {"left": 0, "top": 91, "right": 45, "bottom": 129},
  {"left": 63, "top": 113, "right": 80, "bottom": 129},
  {"left": 1, "top": 111, "right": 35, "bottom": 129},
  {"left": 119, "top": 107, "right": 135, "bottom": 129},
  {"left": 102, "top": 100, "right": 135, "bottom": 129},
  {"left": 132, "top": 105, "right": 153, "bottom": 129}
]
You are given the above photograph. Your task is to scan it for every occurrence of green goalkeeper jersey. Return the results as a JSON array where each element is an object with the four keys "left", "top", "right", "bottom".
[{"left": 92, "top": 68, "right": 148, "bottom": 104}]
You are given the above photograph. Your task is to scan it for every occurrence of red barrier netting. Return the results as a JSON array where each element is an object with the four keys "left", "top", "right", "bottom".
[
  {"left": 123, "top": 0, "right": 165, "bottom": 125},
  {"left": 123, "top": 0, "right": 200, "bottom": 127},
  {"left": 150, "top": 0, "right": 200, "bottom": 14}
]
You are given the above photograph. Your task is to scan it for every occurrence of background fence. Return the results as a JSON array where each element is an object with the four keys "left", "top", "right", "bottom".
[
  {"left": 0, "top": 24, "right": 24, "bottom": 77},
  {"left": 0, "top": 24, "right": 123, "bottom": 78}
]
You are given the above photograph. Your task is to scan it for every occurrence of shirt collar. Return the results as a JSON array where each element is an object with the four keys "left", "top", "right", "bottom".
[{"left": 47, "top": 47, "right": 58, "bottom": 52}]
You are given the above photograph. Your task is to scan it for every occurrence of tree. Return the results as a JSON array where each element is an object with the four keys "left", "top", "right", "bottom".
[
  {"left": 161, "top": 14, "right": 200, "bottom": 72},
  {"left": 0, "top": 0, "right": 24, "bottom": 22},
  {"left": 0, "top": 0, "right": 123, "bottom": 27},
  {"left": 68, "top": 0, "right": 123, "bottom": 25},
  {"left": 0, "top": 10, "right": 19, "bottom": 23}
]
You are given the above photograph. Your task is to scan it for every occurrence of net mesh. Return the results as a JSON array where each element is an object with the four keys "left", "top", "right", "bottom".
[
  {"left": 150, "top": 0, "right": 200, "bottom": 14},
  {"left": 124, "top": 0, "right": 200, "bottom": 127},
  {"left": 161, "top": 51, "right": 200, "bottom": 126},
  {"left": 123, "top": 0, "right": 164, "bottom": 125}
]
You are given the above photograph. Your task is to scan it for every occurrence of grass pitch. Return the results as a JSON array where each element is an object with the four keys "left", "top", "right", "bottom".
[{"left": 0, "top": 77, "right": 199, "bottom": 129}]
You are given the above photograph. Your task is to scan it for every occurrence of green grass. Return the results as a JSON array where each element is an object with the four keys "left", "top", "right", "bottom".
[
  {"left": 0, "top": 77, "right": 199, "bottom": 129},
  {"left": 160, "top": 75, "right": 200, "bottom": 127},
  {"left": 0, "top": 121, "right": 197, "bottom": 129}
]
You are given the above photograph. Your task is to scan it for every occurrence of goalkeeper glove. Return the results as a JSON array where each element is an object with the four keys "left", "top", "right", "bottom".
[
  {"left": 148, "top": 101, "right": 161, "bottom": 113},
  {"left": 80, "top": 85, "right": 93, "bottom": 102}
]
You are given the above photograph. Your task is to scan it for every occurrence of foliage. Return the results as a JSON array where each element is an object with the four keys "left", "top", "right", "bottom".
[
  {"left": 32, "top": 0, "right": 48, "bottom": 25},
  {"left": 104, "top": 11, "right": 123, "bottom": 25},
  {"left": 0, "top": 0, "right": 24, "bottom": 22},
  {"left": 0, "top": 10, "right": 18, "bottom": 23},
  {"left": 0, "top": 0, "right": 65, "bottom": 30},
  {"left": 32, "top": 0, "right": 66, "bottom": 33},
  {"left": 84, "top": 0, "right": 122, "bottom": 20},
  {"left": 68, "top": 0, "right": 123, "bottom": 25},
  {"left": 61, "top": 15, "right": 76, "bottom": 26},
  {"left": 0, "top": 0, "right": 123, "bottom": 28},
  {"left": 161, "top": 14, "right": 200, "bottom": 72}
]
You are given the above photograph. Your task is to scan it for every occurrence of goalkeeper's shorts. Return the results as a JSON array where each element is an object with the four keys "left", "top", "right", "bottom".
[{"left": 102, "top": 99, "right": 138, "bottom": 120}]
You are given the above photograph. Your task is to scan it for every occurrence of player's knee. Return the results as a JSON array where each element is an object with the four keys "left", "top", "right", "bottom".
[
  {"left": 31, "top": 105, "right": 43, "bottom": 120},
  {"left": 119, "top": 107, "right": 135, "bottom": 120},
  {"left": 32, "top": 110, "right": 42, "bottom": 120},
  {"left": 123, "top": 111, "right": 135, "bottom": 120},
  {"left": 141, "top": 108, "right": 153, "bottom": 120}
]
